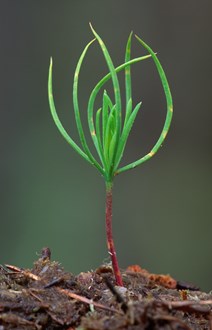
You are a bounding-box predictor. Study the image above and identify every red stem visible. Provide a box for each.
[105,183,123,286]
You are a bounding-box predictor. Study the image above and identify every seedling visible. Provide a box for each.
[48,24,173,287]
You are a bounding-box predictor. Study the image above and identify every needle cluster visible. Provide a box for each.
[48,25,173,184]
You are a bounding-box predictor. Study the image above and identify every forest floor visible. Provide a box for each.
[0,248,211,330]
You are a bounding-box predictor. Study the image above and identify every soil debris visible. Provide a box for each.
[0,248,211,329]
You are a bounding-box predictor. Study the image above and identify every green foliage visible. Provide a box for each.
[48,24,173,184]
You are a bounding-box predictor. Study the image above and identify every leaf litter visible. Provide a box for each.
[0,248,211,330]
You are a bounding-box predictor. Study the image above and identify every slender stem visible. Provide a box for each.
[105,182,123,286]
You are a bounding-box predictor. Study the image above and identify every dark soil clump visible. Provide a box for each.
[0,248,211,329]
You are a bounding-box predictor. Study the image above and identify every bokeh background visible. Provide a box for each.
[0,1,211,291]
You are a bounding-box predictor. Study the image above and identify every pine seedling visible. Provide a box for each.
[48,25,173,287]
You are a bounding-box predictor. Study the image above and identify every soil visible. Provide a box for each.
[0,248,211,330]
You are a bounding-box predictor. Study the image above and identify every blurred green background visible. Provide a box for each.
[0,1,211,291]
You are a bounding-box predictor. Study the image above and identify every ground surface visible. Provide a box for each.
[0,248,211,330]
